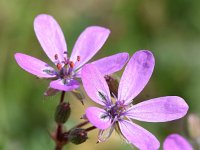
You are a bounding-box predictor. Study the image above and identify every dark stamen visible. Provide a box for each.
[98,91,106,101]
[43,69,55,75]
[54,54,58,60]
[100,114,108,119]
[77,56,80,61]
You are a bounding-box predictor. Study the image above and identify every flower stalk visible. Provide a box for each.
[54,91,66,150]
[53,91,95,149]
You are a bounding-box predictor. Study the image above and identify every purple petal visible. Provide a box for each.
[91,52,129,75]
[126,96,188,122]
[70,26,110,70]
[50,79,79,91]
[86,107,112,130]
[118,50,155,105]
[14,53,56,78]
[34,14,67,63]
[163,134,193,150]
[119,120,160,150]
[81,64,111,106]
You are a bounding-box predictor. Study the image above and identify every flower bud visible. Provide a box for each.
[55,102,71,124]
[68,128,88,144]
[104,75,119,97]
[187,113,200,139]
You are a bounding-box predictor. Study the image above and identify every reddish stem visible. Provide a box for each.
[55,144,63,150]
[74,120,89,128]
[55,91,66,150]
[85,126,96,132]
[60,91,65,103]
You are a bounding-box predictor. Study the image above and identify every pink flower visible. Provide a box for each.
[81,50,189,150]
[163,134,193,150]
[14,14,129,91]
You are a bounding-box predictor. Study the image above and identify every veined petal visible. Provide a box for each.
[86,107,112,130]
[118,120,160,150]
[126,96,188,122]
[50,79,79,91]
[14,53,56,78]
[70,26,110,70]
[91,52,129,76]
[98,126,115,142]
[82,64,111,106]
[118,50,155,105]
[163,134,193,150]
[34,14,67,63]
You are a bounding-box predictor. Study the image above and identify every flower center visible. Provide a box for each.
[43,52,81,84]
[105,101,126,122]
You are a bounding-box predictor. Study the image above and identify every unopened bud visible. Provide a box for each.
[104,75,119,97]
[187,113,200,139]
[68,128,88,144]
[55,102,71,124]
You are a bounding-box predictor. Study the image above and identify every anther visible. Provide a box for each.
[69,61,75,68]
[63,51,68,58]
[54,54,58,60]
[57,63,62,70]
[77,56,80,61]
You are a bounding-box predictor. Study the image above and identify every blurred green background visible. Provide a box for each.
[0,0,200,149]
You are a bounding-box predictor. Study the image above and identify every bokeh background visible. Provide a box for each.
[0,0,200,149]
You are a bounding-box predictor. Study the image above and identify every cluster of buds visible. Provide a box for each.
[52,94,91,149]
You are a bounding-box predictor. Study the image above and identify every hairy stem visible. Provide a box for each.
[55,144,63,150]
[85,126,96,132]
[74,120,89,128]
[66,120,89,134]
[55,91,66,150]
[60,91,65,103]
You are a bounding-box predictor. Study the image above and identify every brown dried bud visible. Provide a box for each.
[55,102,71,124]
[68,128,88,145]
[104,75,119,97]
